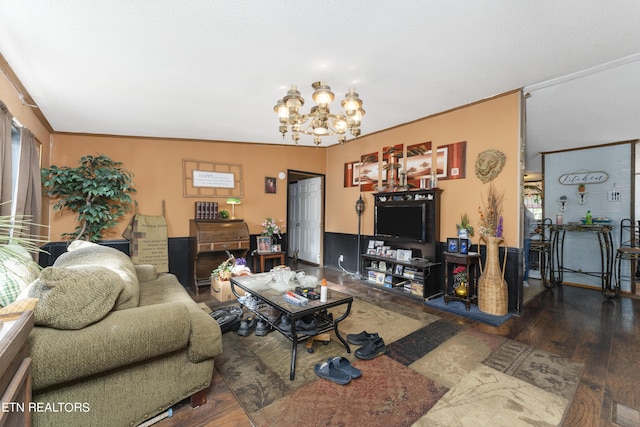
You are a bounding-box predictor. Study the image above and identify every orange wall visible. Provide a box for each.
[3,63,523,248]
[326,91,523,247]
[46,135,326,239]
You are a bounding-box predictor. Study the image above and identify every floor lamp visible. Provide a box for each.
[354,195,365,280]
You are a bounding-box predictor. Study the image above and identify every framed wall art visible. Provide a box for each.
[265,177,277,193]
[357,151,379,192]
[437,141,467,181]
[405,142,432,189]
[344,160,360,187]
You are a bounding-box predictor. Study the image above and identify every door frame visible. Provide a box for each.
[286,169,325,266]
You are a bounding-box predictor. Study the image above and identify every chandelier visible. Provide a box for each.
[274,81,365,145]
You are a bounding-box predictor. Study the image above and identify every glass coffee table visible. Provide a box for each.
[230,273,353,380]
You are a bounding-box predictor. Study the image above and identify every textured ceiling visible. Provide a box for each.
[1,0,639,157]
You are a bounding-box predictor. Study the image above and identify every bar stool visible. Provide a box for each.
[529,218,553,288]
[615,218,640,296]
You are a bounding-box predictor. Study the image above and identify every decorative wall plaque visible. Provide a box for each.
[475,149,506,183]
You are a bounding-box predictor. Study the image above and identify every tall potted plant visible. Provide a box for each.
[41,154,136,242]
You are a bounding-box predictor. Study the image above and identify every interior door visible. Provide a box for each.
[296,176,323,265]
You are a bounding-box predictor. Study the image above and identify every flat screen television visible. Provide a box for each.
[375,203,429,243]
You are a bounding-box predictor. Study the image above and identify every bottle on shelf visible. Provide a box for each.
[585,210,593,225]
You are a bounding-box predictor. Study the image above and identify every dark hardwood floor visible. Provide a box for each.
[159,267,640,427]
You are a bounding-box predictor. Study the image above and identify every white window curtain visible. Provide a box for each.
[0,101,12,217]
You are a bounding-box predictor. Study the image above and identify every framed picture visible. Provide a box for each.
[459,238,470,255]
[265,177,277,193]
[396,249,412,262]
[394,264,404,275]
[257,236,272,253]
[446,237,459,253]
[344,160,360,187]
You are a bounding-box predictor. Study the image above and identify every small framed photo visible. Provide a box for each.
[459,238,470,255]
[265,177,277,194]
[397,249,412,262]
[394,264,404,275]
[446,237,459,253]
[257,236,272,253]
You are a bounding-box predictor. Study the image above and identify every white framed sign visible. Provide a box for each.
[558,170,608,185]
[192,170,235,188]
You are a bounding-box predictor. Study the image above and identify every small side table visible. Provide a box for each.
[253,251,286,273]
[443,252,481,310]
[0,310,34,427]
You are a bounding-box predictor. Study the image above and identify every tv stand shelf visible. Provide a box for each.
[361,253,441,300]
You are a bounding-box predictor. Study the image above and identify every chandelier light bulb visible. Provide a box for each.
[311,81,335,105]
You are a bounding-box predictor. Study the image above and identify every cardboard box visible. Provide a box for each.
[211,277,245,302]
[410,282,424,296]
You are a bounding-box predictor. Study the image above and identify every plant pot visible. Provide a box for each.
[457,229,469,240]
[477,235,508,316]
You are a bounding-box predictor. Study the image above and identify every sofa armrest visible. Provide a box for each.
[187,305,223,362]
[29,302,191,390]
[135,264,159,282]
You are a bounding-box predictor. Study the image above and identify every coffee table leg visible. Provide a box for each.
[290,321,298,380]
[332,301,353,353]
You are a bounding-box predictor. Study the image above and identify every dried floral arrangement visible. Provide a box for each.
[478,183,504,237]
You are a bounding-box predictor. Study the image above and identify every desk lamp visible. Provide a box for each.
[226,198,241,219]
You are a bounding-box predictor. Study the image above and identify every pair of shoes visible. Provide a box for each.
[313,358,352,385]
[327,356,361,379]
[255,319,270,336]
[523,281,530,287]
[346,330,379,346]
[210,305,243,333]
[237,316,256,336]
[242,295,261,310]
[355,337,386,360]
[279,315,318,335]
[259,306,281,323]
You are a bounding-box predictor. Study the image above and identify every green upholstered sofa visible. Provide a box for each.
[24,241,222,427]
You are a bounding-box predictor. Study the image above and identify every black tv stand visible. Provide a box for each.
[360,189,443,300]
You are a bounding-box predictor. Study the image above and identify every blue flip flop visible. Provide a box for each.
[314,360,352,385]
[328,356,362,379]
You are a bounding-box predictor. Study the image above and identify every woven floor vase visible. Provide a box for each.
[477,235,508,316]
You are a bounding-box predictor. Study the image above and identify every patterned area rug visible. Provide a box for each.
[215,295,584,426]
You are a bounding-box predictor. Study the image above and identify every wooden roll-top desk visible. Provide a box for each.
[189,219,250,295]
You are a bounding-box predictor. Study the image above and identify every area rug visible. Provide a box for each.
[424,295,513,326]
[215,295,584,426]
